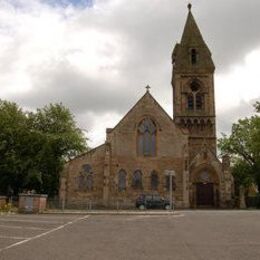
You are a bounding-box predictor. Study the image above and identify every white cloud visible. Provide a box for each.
[216,49,260,113]
[0,0,260,147]
[85,112,122,147]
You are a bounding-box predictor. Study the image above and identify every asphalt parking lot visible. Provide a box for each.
[0,210,260,260]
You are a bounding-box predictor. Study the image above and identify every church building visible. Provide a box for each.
[59,5,233,208]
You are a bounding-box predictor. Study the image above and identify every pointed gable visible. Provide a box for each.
[110,90,177,133]
[106,90,188,158]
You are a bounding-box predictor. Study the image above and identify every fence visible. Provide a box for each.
[47,198,136,211]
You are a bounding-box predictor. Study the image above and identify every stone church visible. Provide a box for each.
[59,5,233,208]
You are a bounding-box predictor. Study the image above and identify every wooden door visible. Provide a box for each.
[196,183,214,207]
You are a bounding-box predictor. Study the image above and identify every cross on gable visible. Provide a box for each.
[145,85,151,92]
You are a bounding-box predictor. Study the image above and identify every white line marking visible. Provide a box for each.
[0,219,63,224]
[0,215,78,221]
[0,235,29,240]
[0,224,48,231]
[125,214,185,221]
[0,215,89,253]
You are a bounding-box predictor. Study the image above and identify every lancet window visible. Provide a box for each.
[132,170,143,190]
[118,169,127,192]
[137,118,156,156]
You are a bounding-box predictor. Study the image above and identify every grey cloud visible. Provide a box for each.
[10,60,138,114]
[78,0,260,72]
[216,97,259,136]
[3,0,260,145]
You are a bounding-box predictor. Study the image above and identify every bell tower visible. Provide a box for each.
[172,4,216,158]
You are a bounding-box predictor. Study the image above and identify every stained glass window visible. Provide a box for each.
[118,169,127,192]
[86,175,93,191]
[137,118,156,156]
[76,164,93,191]
[196,94,204,110]
[132,170,143,189]
[187,94,194,110]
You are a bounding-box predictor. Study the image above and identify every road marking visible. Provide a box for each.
[0,215,90,253]
[0,235,29,240]
[0,219,64,224]
[125,214,185,221]
[0,224,48,231]
[0,215,79,220]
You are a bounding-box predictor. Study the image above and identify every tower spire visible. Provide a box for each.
[171,5,215,74]
[181,5,204,46]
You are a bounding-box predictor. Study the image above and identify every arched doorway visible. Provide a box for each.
[196,182,214,206]
[190,167,220,208]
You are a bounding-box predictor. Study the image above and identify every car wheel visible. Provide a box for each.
[165,205,171,210]
[139,205,145,210]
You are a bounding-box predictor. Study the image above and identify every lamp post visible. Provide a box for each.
[164,170,176,211]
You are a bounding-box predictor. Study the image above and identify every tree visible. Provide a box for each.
[29,103,87,196]
[0,100,31,195]
[218,102,260,193]
[0,100,87,197]
[254,101,260,112]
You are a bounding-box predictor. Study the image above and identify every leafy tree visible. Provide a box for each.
[0,101,87,197]
[218,102,260,192]
[29,103,87,196]
[254,101,260,112]
[0,100,31,195]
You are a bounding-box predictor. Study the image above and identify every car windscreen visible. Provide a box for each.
[153,195,161,201]
[145,195,153,201]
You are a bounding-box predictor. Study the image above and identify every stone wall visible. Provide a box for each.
[63,144,106,205]
[105,92,189,207]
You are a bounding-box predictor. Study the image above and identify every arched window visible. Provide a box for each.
[118,169,127,192]
[86,175,93,191]
[78,174,85,191]
[151,171,159,190]
[82,164,92,173]
[196,94,204,110]
[76,164,93,191]
[187,94,194,110]
[187,80,203,111]
[137,118,156,156]
[191,49,198,64]
[132,170,143,190]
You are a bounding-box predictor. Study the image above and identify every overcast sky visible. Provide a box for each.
[0,0,260,147]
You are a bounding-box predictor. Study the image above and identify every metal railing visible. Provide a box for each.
[47,198,136,211]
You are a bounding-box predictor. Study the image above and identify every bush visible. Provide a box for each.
[0,203,12,212]
[246,194,260,208]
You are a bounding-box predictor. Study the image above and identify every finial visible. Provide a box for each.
[188,3,192,11]
[145,85,151,92]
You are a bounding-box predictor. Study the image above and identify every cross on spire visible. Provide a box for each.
[145,85,151,92]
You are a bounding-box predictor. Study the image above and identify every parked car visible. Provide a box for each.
[135,194,171,210]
